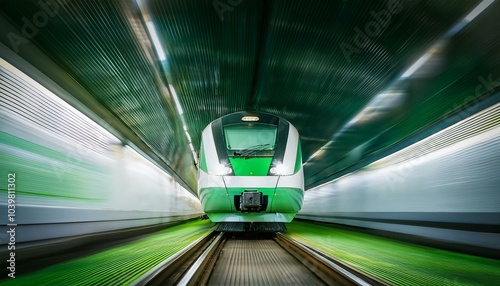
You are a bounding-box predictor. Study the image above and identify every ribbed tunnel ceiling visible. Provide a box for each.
[1,0,499,192]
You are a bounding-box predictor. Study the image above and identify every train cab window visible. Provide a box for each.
[224,124,277,152]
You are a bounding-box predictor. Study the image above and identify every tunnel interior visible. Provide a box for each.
[0,0,499,284]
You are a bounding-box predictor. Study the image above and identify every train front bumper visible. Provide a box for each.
[197,169,304,222]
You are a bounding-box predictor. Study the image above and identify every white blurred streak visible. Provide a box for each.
[145,21,166,61]
[169,84,184,115]
[400,53,433,78]
[1,55,203,243]
[368,103,500,169]
[348,91,405,125]
[305,0,496,162]
[1,58,121,149]
[401,0,495,78]
[464,0,495,22]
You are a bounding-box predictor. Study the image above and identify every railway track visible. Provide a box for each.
[132,231,386,286]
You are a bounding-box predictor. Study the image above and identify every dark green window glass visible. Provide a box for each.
[224,124,277,150]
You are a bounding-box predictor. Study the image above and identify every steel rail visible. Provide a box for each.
[176,232,225,286]
[130,231,215,286]
[275,233,387,286]
[133,231,387,286]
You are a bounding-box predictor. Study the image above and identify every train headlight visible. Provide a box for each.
[270,164,287,175]
[213,164,233,175]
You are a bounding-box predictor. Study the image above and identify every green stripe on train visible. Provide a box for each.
[229,157,272,176]
[294,141,302,173]
[199,142,208,172]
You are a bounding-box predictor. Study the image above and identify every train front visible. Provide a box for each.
[197,112,304,230]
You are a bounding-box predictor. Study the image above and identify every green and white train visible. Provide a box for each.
[197,111,304,230]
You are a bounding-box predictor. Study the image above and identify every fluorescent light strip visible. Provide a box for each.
[305,148,324,163]
[306,0,495,163]
[169,84,184,115]
[305,140,338,163]
[145,21,166,61]
[192,152,199,165]
[464,0,494,22]
[136,0,166,62]
[402,0,494,79]
[185,131,192,143]
[400,53,432,78]
[138,1,200,168]
[169,84,197,165]
[189,143,198,164]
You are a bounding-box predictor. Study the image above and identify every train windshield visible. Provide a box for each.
[224,123,277,151]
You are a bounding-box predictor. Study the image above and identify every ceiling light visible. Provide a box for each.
[185,131,192,143]
[400,53,433,79]
[305,146,326,163]
[464,0,494,22]
[145,21,166,61]
[169,84,184,115]
[402,0,494,79]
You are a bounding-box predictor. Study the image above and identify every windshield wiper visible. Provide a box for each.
[233,144,273,159]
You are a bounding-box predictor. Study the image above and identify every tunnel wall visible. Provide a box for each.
[0,58,203,244]
[298,108,500,252]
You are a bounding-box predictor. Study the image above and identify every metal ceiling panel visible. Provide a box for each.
[147,0,266,150]
[1,0,498,192]
[1,0,198,190]
[303,0,500,188]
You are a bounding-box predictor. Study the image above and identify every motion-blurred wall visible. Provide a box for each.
[299,103,500,252]
[0,58,202,244]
